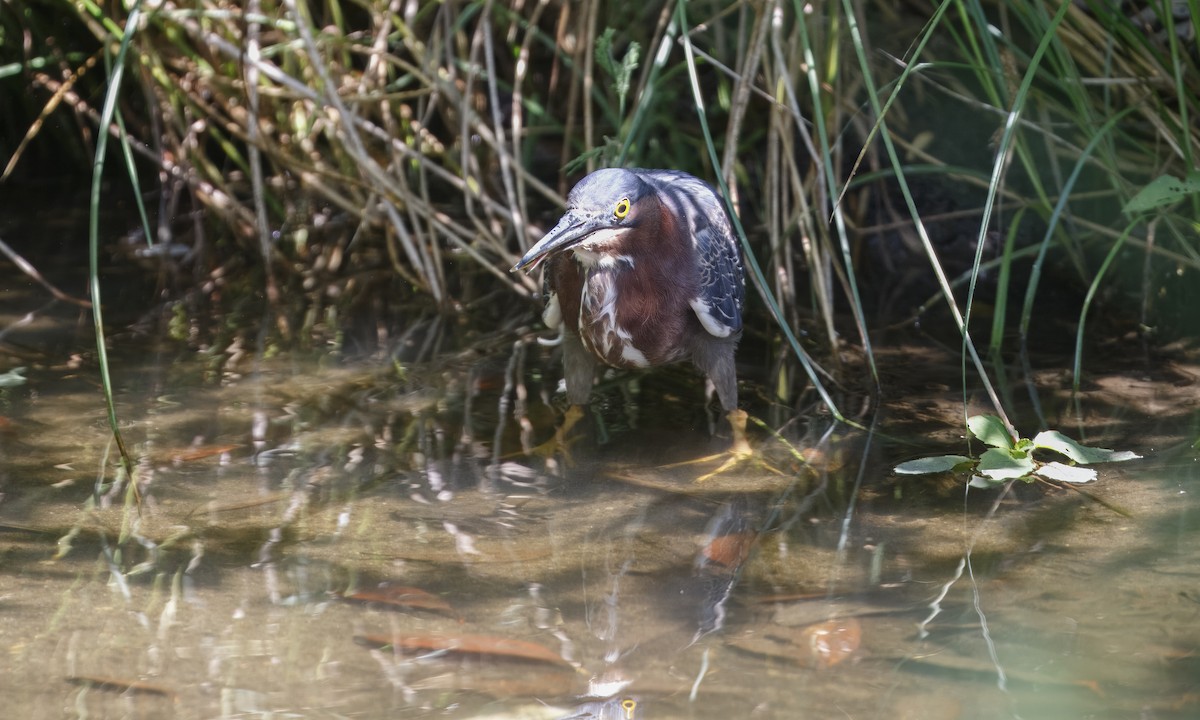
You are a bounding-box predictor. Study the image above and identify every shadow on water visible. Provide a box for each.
[1,274,1199,719]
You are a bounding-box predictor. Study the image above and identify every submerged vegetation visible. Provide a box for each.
[2,0,1199,443]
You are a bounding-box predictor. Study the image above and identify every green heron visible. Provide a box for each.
[514,168,749,461]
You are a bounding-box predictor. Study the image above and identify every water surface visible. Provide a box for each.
[0,291,1197,720]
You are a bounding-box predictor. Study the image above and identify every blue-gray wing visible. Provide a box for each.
[696,220,739,336]
[639,169,744,338]
[693,222,744,337]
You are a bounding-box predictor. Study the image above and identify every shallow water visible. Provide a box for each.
[0,289,1197,719]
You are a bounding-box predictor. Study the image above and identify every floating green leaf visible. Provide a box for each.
[1123,171,1200,214]
[977,447,1035,480]
[1031,431,1142,464]
[0,367,26,387]
[894,455,973,475]
[967,415,1013,449]
[1035,462,1097,484]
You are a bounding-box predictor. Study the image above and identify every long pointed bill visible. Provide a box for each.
[513,210,604,273]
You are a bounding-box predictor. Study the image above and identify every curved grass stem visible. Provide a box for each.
[89,1,141,486]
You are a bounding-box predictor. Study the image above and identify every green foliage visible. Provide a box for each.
[976,447,1035,482]
[893,454,972,474]
[1030,430,1140,465]
[1123,171,1200,215]
[894,415,1141,487]
[872,0,1200,434]
[0,367,27,388]
[595,28,640,120]
[966,415,1013,450]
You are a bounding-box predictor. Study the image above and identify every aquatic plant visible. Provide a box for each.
[894,414,1141,487]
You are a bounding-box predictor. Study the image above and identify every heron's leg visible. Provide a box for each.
[693,337,749,452]
[530,406,590,466]
[727,408,751,457]
[532,332,595,465]
[676,336,778,480]
[563,331,597,406]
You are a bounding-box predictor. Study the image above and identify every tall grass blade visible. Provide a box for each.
[89,2,140,481]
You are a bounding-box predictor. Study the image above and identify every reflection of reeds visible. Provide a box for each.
[4,1,1199,410]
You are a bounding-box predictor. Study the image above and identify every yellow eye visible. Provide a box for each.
[620,698,637,718]
[614,198,630,219]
